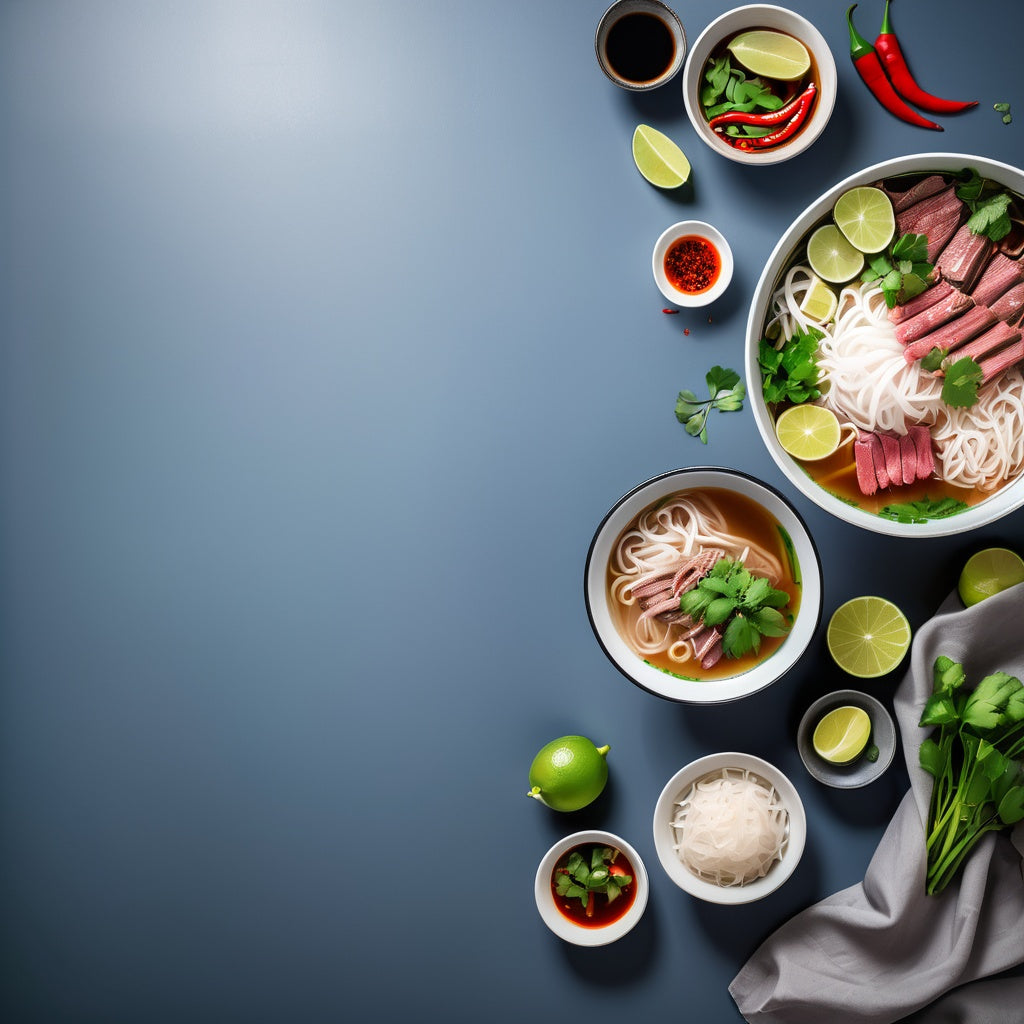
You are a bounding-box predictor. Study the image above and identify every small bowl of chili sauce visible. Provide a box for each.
[534,829,649,945]
[652,220,733,307]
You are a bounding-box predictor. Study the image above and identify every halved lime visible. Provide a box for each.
[833,187,895,254]
[632,125,691,189]
[806,224,865,284]
[827,596,911,678]
[958,547,1024,607]
[726,30,810,81]
[775,403,841,461]
[799,276,838,323]
[812,705,871,764]
[527,735,610,812]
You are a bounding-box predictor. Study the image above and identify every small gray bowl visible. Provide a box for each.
[797,689,897,788]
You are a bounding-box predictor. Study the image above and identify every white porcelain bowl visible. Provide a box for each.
[652,220,734,307]
[682,5,836,166]
[746,152,1024,537]
[535,830,649,945]
[584,467,822,703]
[652,752,806,904]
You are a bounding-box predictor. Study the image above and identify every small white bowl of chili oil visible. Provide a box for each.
[534,830,649,945]
[653,220,733,307]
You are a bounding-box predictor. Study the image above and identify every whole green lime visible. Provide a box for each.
[527,735,609,812]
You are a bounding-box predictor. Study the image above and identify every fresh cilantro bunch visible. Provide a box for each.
[921,349,984,408]
[674,366,746,444]
[701,56,784,138]
[957,168,1014,241]
[877,496,968,524]
[554,846,631,912]
[758,329,822,406]
[861,233,933,309]
[678,558,791,659]
[919,656,1024,894]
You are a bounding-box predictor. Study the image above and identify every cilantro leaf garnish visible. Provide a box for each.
[877,496,969,524]
[674,366,746,443]
[956,168,1014,241]
[678,558,791,659]
[861,232,933,308]
[921,346,948,372]
[758,329,822,406]
[554,846,632,913]
[941,355,984,408]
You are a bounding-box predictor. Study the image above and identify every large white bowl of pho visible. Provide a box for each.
[748,153,1024,537]
[584,467,822,703]
[652,752,806,904]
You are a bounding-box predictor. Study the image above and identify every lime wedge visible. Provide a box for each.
[799,276,838,323]
[726,30,810,81]
[632,125,691,189]
[806,224,865,284]
[833,187,896,254]
[775,403,841,461]
[958,547,1024,607]
[827,596,911,678]
[812,705,871,764]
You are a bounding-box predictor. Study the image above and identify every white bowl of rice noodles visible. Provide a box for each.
[652,752,806,904]
[584,467,822,703]
[748,152,1024,537]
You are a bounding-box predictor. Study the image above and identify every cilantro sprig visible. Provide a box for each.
[758,329,822,406]
[920,349,984,408]
[674,366,745,444]
[957,168,1014,241]
[861,232,933,308]
[877,496,969,524]
[678,558,791,660]
[554,846,631,913]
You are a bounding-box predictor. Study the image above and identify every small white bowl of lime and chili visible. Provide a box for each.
[682,5,837,166]
[653,220,734,307]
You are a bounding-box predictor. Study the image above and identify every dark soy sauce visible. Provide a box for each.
[604,12,675,83]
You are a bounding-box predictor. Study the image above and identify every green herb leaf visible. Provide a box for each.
[967,192,1013,241]
[956,168,985,203]
[919,737,945,778]
[877,495,968,524]
[723,614,760,659]
[675,367,745,443]
[759,330,822,406]
[892,233,930,263]
[994,102,1011,113]
[941,355,984,408]
[921,347,948,372]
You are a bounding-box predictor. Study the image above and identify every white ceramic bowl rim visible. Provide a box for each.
[584,466,823,703]
[651,751,807,904]
[746,152,1024,538]
[682,4,837,166]
[534,829,649,945]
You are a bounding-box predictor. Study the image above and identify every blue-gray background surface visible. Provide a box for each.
[1,1,1022,1021]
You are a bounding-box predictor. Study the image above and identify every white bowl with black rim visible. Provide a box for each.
[584,467,822,703]
[746,152,1024,537]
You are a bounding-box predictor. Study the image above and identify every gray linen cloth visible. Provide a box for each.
[730,583,1024,1024]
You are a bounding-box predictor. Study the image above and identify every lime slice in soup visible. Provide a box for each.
[632,125,691,189]
[827,596,911,678]
[775,404,841,461]
[812,705,871,764]
[798,276,838,323]
[958,547,1024,607]
[807,224,865,284]
[726,30,810,81]
[833,187,896,254]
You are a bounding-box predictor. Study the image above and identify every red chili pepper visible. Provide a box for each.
[708,83,817,130]
[846,5,941,131]
[874,0,977,114]
[717,84,817,150]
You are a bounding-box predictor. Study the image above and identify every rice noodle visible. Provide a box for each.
[769,265,1024,492]
[608,491,784,665]
[672,767,788,886]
